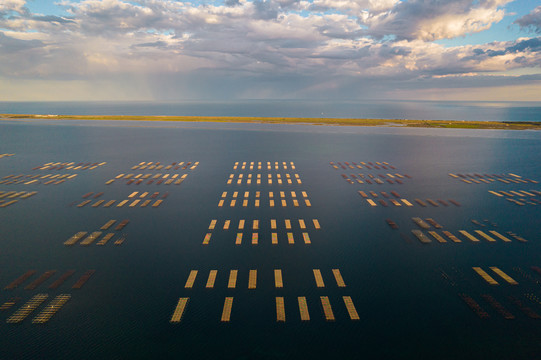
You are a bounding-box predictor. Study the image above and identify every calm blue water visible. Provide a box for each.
[0,119,540,359]
[1,100,541,122]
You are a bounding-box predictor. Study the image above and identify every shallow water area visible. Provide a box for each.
[0,119,540,360]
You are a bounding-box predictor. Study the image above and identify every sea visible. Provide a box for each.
[0,100,540,122]
[0,104,540,359]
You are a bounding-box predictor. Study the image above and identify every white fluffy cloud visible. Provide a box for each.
[362,0,510,41]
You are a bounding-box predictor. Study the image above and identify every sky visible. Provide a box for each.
[0,0,540,101]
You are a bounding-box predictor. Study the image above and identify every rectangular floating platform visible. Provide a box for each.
[97,233,115,245]
[474,230,497,242]
[103,200,116,207]
[64,232,87,246]
[0,297,21,311]
[25,270,57,290]
[92,200,105,207]
[302,233,311,244]
[448,199,461,207]
[223,220,230,230]
[276,297,286,322]
[72,270,95,289]
[332,269,346,287]
[412,217,431,230]
[206,270,218,288]
[129,199,140,207]
[235,233,243,245]
[426,199,439,207]
[248,270,257,289]
[238,220,245,229]
[32,294,71,324]
[48,270,76,289]
[202,233,212,245]
[185,270,198,288]
[412,230,431,244]
[305,199,311,207]
[274,269,283,288]
[401,199,413,206]
[390,199,401,207]
[0,200,17,208]
[428,231,447,243]
[459,230,480,242]
[209,220,217,230]
[425,218,442,229]
[116,200,128,208]
[320,296,335,321]
[228,270,238,288]
[473,267,499,285]
[343,296,360,320]
[489,231,512,242]
[80,232,102,246]
[115,219,130,231]
[367,199,377,206]
[152,200,163,207]
[287,233,294,244]
[77,200,91,207]
[5,270,36,290]
[313,219,321,229]
[313,269,325,288]
[170,297,189,323]
[252,233,258,245]
[285,219,291,229]
[414,199,427,207]
[490,267,518,285]
[442,231,461,243]
[221,297,233,322]
[271,219,277,229]
[272,233,278,244]
[7,294,48,324]
[298,297,310,321]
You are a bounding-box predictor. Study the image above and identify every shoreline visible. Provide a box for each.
[1,114,541,130]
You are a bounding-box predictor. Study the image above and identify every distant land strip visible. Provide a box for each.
[1,114,540,130]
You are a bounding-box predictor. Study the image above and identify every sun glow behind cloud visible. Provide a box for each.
[0,0,540,101]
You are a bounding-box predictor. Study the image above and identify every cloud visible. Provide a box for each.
[0,0,28,15]
[363,0,510,41]
[0,0,539,101]
[31,15,75,24]
[0,31,44,52]
[514,6,541,34]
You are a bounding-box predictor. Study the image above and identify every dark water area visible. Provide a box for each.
[1,99,541,122]
[0,120,540,359]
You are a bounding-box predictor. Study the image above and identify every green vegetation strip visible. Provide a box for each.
[1,114,540,130]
